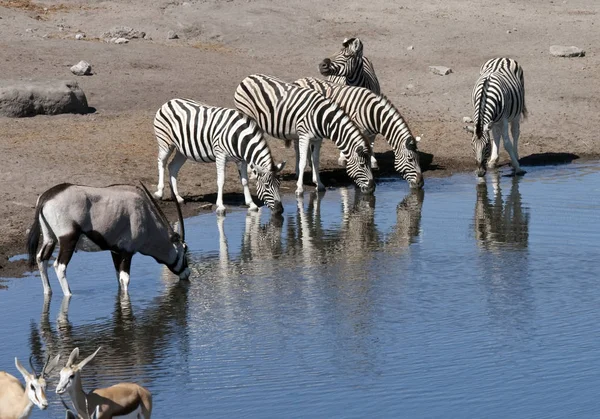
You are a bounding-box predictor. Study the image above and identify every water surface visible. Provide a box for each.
[1,162,599,418]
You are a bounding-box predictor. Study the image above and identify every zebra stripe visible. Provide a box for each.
[295,77,423,189]
[234,74,375,196]
[319,38,381,95]
[154,98,284,215]
[471,57,527,177]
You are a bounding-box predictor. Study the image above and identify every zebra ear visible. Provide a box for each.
[275,161,286,173]
[349,38,363,54]
[483,122,492,132]
[356,145,367,158]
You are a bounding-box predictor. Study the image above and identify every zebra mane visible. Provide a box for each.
[475,77,489,139]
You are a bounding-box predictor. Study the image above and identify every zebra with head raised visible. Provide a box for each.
[295,77,423,189]
[319,37,381,95]
[153,98,285,216]
[471,57,527,177]
[234,74,375,196]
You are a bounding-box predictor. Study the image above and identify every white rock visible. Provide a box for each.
[167,30,179,39]
[429,66,453,76]
[462,116,473,123]
[549,45,585,57]
[114,37,129,44]
[406,84,414,89]
[70,60,92,76]
[75,33,85,40]
[407,45,414,50]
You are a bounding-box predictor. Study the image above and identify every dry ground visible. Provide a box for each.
[0,0,598,276]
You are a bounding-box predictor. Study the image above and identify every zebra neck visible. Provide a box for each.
[347,59,365,85]
[377,99,412,152]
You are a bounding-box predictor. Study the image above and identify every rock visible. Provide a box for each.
[167,30,179,39]
[75,33,85,40]
[101,26,145,40]
[113,37,129,44]
[462,116,473,123]
[549,45,585,57]
[407,45,414,50]
[406,84,414,89]
[429,65,453,76]
[70,60,92,76]
[0,80,89,117]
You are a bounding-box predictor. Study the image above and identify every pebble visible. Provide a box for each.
[462,116,473,123]
[75,33,85,40]
[167,30,179,39]
[113,37,129,44]
[429,65,453,76]
[549,45,585,57]
[407,45,414,50]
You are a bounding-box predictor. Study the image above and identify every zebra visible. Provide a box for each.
[234,74,375,196]
[319,37,381,95]
[295,77,424,189]
[153,98,285,216]
[471,57,527,177]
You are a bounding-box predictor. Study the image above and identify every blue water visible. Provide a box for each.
[1,162,599,418]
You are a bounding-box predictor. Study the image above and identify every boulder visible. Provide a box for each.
[549,45,585,57]
[70,60,92,76]
[102,26,145,40]
[0,80,89,117]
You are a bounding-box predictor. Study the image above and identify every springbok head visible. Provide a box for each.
[56,347,101,395]
[140,182,190,280]
[15,354,61,411]
[251,161,286,214]
[319,38,364,78]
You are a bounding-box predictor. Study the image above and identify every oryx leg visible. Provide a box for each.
[367,133,378,170]
[237,161,259,212]
[111,252,133,292]
[502,119,525,175]
[295,136,311,196]
[309,140,326,192]
[154,145,175,199]
[167,151,188,204]
[215,155,228,216]
[37,217,56,295]
[488,124,501,169]
[54,234,79,296]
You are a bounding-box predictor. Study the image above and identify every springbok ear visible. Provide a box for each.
[15,358,32,381]
[77,347,101,370]
[43,354,61,377]
[275,161,286,173]
[66,348,79,368]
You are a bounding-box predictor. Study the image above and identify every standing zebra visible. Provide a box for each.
[153,98,285,216]
[319,38,381,95]
[471,57,527,177]
[295,77,423,189]
[234,74,375,196]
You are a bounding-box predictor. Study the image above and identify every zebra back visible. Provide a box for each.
[319,38,381,95]
[154,98,276,171]
[480,57,527,117]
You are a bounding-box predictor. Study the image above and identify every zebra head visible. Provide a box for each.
[345,144,376,195]
[472,122,492,177]
[396,136,424,189]
[319,38,363,78]
[251,161,286,214]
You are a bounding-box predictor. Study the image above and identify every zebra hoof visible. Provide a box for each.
[153,190,163,200]
[295,189,304,197]
[514,169,527,176]
[216,206,227,217]
[247,204,259,212]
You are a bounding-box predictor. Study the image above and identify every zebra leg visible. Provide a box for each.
[215,156,228,216]
[111,252,133,292]
[368,133,378,170]
[502,120,525,175]
[294,140,301,179]
[488,130,501,169]
[295,137,311,196]
[155,145,174,199]
[167,151,188,204]
[511,119,521,161]
[310,140,326,191]
[54,233,79,296]
[237,161,259,211]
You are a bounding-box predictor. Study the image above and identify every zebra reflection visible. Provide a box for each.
[474,172,529,249]
[384,189,424,253]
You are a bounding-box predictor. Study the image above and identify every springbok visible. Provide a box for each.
[56,347,152,419]
[26,182,190,296]
[0,355,60,419]
[62,398,100,419]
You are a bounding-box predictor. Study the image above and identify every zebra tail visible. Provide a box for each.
[27,202,42,268]
[522,102,528,119]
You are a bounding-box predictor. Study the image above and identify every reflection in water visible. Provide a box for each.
[474,173,529,249]
[384,189,424,253]
[28,283,190,390]
[473,173,532,334]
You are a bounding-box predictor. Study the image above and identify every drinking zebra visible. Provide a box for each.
[471,57,527,177]
[295,77,424,189]
[319,38,381,95]
[234,74,375,196]
[153,98,285,215]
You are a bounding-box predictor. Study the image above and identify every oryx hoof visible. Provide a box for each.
[216,206,227,217]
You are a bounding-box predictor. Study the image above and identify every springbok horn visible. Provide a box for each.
[29,355,39,378]
[170,182,185,242]
[77,347,101,370]
[139,182,175,235]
